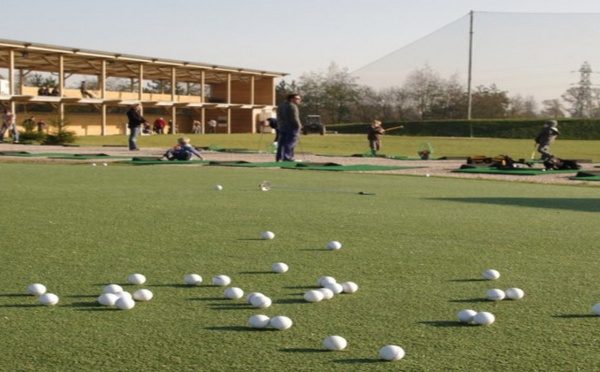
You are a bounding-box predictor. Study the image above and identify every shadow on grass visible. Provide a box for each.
[77,307,119,312]
[0,293,30,298]
[448,279,488,282]
[190,297,228,302]
[149,284,200,288]
[66,294,97,299]
[66,301,100,308]
[430,197,600,213]
[279,348,329,354]
[238,238,267,241]
[300,248,327,252]
[238,271,273,275]
[283,285,318,289]
[552,314,597,319]
[274,298,307,305]
[333,358,381,365]
[205,326,273,332]
[209,304,253,311]
[0,304,38,308]
[448,298,488,303]
[419,320,464,327]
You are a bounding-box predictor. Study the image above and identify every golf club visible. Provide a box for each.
[385,125,405,132]
[259,181,375,195]
[530,144,537,160]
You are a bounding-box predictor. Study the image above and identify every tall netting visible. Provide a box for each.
[352,11,600,104]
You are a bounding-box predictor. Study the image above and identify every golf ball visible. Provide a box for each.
[250,294,272,309]
[27,283,47,296]
[317,288,335,300]
[103,284,123,294]
[379,345,405,361]
[324,282,344,295]
[127,273,146,285]
[473,311,495,326]
[270,316,293,330]
[425,173,430,177]
[102,162,108,166]
[505,288,525,300]
[591,303,600,315]
[248,314,270,329]
[116,296,135,310]
[457,309,477,324]
[486,289,506,301]
[212,275,231,286]
[184,274,203,286]
[323,335,347,351]
[246,292,264,304]
[482,269,501,280]
[341,281,359,294]
[225,287,244,300]
[261,231,275,240]
[92,163,97,166]
[98,293,119,306]
[39,293,59,306]
[318,276,337,287]
[304,290,324,303]
[271,262,289,273]
[214,185,223,190]
[327,241,342,250]
[133,289,153,301]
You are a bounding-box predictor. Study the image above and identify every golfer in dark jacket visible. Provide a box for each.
[535,120,559,160]
[275,94,303,161]
[126,103,148,151]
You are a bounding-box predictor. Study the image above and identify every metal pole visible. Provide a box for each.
[467,10,474,135]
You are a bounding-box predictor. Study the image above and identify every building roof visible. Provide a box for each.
[0,38,288,83]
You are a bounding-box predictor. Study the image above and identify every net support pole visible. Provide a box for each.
[467,10,474,133]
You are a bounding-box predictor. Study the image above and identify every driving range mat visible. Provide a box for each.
[452,166,578,175]
[285,163,421,171]
[569,170,600,181]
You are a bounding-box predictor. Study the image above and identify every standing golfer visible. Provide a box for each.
[126,103,149,151]
[534,120,559,160]
[276,93,303,162]
[367,120,386,155]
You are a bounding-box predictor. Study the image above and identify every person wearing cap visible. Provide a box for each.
[534,120,559,161]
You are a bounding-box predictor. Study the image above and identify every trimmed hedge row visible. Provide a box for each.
[328,119,600,140]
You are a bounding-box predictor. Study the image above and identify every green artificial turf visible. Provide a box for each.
[1,163,600,371]
[452,167,578,176]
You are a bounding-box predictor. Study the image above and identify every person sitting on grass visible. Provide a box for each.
[161,137,204,161]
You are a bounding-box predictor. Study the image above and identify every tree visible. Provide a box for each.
[25,73,57,88]
[470,84,509,119]
[507,95,539,118]
[298,63,361,124]
[540,99,565,118]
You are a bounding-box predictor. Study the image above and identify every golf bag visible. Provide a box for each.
[543,156,580,171]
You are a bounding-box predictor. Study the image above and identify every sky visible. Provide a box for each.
[3,0,600,101]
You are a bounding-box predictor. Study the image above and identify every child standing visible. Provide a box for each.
[161,137,204,161]
[367,120,385,155]
[535,120,559,161]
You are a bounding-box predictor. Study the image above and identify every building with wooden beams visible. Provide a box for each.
[0,38,286,135]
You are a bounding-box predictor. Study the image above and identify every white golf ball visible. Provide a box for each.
[250,294,272,309]
[184,274,203,286]
[116,291,133,300]
[225,287,244,300]
[27,283,47,296]
[92,163,97,166]
[457,309,478,324]
[482,269,500,280]
[246,292,264,304]
[323,335,347,351]
[327,241,342,250]
[425,173,430,177]
[132,289,153,301]
[271,262,289,273]
[214,185,223,191]
[103,284,123,294]
[591,303,600,315]
[304,290,324,303]
[212,275,231,286]
[39,293,59,306]
[261,231,275,240]
[473,311,495,326]
[248,314,270,329]
[116,296,135,310]
[127,273,146,285]
[317,288,335,300]
[324,282,344,295]
[486,289,506,301]
[379,345,405,361]
[318,276,337,287]
[270,316,293,330]
[505,288,525,300]
[102,162,108,166]
[98,293,119,306]
[341,281,359,294]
